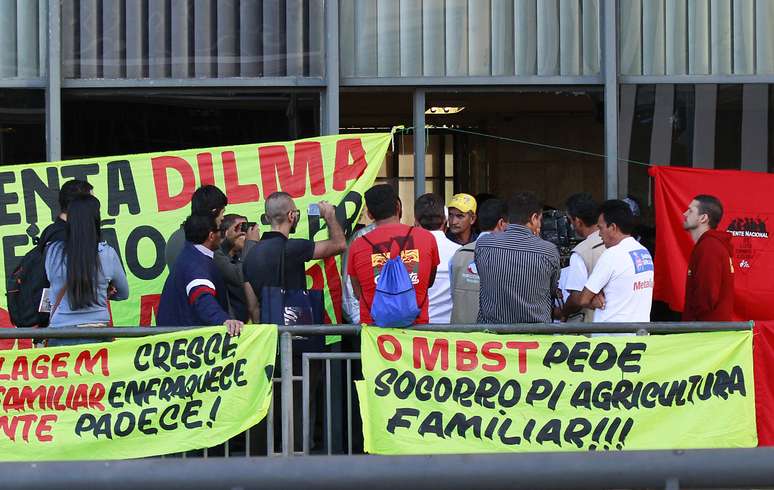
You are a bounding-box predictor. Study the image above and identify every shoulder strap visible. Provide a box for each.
[50,288,66,318]
[396,226,414,253]
[277,239,287,289]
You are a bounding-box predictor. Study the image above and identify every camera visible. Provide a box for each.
[239,221,256,233]
[540,210,581,267]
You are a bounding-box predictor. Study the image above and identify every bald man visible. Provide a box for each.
[242,191,346,324]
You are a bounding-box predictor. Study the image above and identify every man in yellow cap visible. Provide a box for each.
[446,193,479,245]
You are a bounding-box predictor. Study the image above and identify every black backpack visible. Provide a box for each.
[6,238,51,328]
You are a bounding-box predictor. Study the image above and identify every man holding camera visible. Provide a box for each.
[214,214,261,322]
[242,191,346,323]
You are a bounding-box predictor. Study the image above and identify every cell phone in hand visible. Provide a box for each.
[307,203,320,216]
[239,221,256,233]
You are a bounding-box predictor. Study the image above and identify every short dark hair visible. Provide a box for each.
[478,198,507,231]
[184,214,218,244]
[414,193,446,231]
[565,193,599,227]
[364,184,399,221]
[59,179,93,213]
[507,191,542,225]
[693,194,723,229]
[220,213,246,236]
[191,185,227,217]
[598,199,635,235]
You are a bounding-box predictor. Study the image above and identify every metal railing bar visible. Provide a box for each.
[302,355,311,455]
[303,353,361,360]
[326,358,332,456]
[0,322,754,339]
[280,332,294,457]
[8,448,774,489]
[346,359,352,456]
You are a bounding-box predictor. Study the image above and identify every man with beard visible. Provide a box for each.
[242,191,346,323]
[214,214,261,322]
[681,195,735,321]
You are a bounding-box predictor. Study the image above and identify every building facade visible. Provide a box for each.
[1,0,773,223]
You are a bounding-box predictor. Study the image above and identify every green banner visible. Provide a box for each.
[0,325,276,461]
[0,133,393,327]
[357,327,757,454]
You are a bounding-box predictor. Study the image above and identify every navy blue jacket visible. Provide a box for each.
[157,242,229,326]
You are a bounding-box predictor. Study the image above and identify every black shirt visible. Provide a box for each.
[243,232,315,304]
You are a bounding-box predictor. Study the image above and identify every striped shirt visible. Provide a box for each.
[475,224,560,323]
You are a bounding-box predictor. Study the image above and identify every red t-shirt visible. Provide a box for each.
[347,224,440,325]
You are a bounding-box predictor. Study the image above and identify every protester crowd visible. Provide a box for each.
[21,178,735,347]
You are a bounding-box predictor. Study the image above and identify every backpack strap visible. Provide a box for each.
[50,288,66,319]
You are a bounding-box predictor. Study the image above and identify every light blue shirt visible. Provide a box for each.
[45,241,129,328]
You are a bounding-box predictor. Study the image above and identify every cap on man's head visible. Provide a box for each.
[448,193,477,214]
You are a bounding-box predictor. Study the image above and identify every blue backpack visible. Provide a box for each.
[361,227,421,327]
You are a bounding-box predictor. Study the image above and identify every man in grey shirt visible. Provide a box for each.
[476,191,560,324]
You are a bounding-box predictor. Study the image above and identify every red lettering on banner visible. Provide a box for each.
[259,142,326,198]
[196,152,216,186]
[223,151,260,204]
[377,335,402,361]
[0,416,18,441]
[0,353,70,380]
[481,341,507,372]
[0,414,57,442]
[51,352,69,378]
[505,341,539,374]
[11,357,29,381]
[456,340,478,371]
[323,257,343,323]
[151,156,196,212]
[35,414,56,442]
[412,337,449,371]
[75,348,110,377]
[333,139,367,191]
[139,294,161,326]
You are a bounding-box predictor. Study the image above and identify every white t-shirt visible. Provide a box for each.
[563,252,589,294]
[584,237,654,322]
[427,230,462,323]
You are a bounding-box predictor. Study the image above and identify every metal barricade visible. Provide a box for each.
[0,322,754,459]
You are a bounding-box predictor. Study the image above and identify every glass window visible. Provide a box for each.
[61,90,320,158]
[0,90,45,165]
[61,1,324,79]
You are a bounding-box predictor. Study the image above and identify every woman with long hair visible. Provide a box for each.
[45,194,129,346]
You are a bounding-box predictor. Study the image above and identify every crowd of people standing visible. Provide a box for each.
[30,179,735,347]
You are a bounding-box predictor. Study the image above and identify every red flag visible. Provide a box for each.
[754,321,774,445]
[650,166,774,320]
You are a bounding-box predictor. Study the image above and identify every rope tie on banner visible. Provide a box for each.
[392,125,653,167]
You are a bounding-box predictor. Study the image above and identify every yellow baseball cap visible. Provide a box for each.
[448,193,477,214]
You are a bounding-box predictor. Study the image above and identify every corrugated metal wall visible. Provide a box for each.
[0,0,47,78]
[340,0,602,78]
[620,0,774,75]
[60,0,325,79]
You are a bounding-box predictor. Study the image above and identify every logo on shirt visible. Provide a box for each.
[628,249,654,273]
[726,217,769,239]
[466,261,478,275]
[371,250,420,285]
[633,279,654,291]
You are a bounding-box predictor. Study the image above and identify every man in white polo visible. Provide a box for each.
[577,199,654,322]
